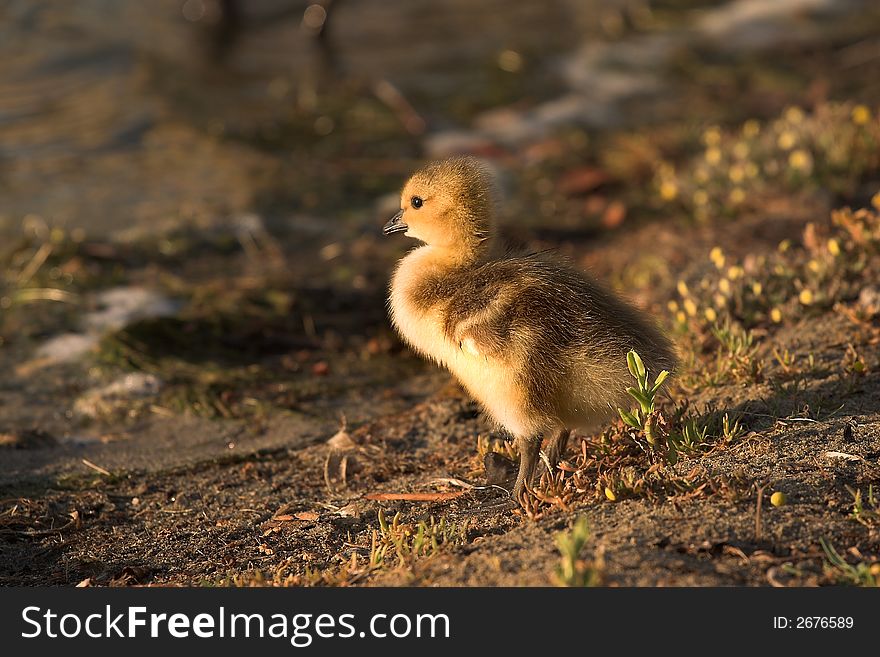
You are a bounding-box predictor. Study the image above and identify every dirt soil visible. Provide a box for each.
[2,1,880,587]
[3,205,880,587]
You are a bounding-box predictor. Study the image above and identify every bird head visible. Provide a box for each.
[384,156,499,254]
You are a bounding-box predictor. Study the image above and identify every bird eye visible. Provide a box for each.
[411,196,423,209]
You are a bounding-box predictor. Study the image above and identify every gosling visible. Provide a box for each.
[384,156,676,501]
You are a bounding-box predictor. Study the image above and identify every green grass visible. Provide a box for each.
[617,349,747,465]
[554,516,600,587]
[820,538,879,587]
[370,510,468,569]
[848,485,879,528]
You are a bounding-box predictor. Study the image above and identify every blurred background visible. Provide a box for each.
[1,0,879,478]
[4,0,880,588]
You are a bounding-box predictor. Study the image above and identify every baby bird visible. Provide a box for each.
[384,156,676,502]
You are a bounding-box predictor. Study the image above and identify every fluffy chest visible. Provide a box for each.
[387,247,535,436]
[388,247,460,366]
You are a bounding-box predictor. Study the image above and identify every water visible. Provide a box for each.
[1,0,873,240]
[0,0,590,238]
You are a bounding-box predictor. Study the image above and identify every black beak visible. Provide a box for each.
[383,210,407,236]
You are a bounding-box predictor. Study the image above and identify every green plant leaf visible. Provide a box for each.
[651,370,669,392]
[633,351,646,379]
[665,439,679,465]
[625,386,648,405]
[618,408,641,428]
[626,350,640,378]
[625,387,652,414]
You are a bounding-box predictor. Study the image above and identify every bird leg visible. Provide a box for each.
[512,434,542,502]
[543,428,571,474]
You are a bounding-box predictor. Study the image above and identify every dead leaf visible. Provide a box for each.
[802,222,820,253]
[327,426,355,451]
[558,167,610,196]
[825,451,861,462]
[365,491,467,502]
[602,200,627,228]
[325,420,359,491]
[334,502,364,517]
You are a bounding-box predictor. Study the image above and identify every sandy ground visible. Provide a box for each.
[2,1,880,587]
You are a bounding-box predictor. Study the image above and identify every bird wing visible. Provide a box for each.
[443,261,529,359]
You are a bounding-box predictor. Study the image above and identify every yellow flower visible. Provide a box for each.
[693,189,709,206]
[705,147,722,165]
[676,311,687,324]
[732,142,749,160]
[667,300,679,313]
[788,149,813,172]
[784,106,805,124]
[718,278,731,295]
[659,180,678,201]
[497,49,523,73]
[751,282,763,296]
[702,126,722,146]
[827,239,840,256]
[704,307,718,322]
[729,188,746,205]
[852,105,871,126]
[604,487,617,501]
[777,131,797,150]
[727,266,744,280]
[677,280,690,297]
[695,167,710,183]
[656,162,675,177]
[714,293,727,309]
[778,239,791,253]
[808,259,821,273]
[742,120,760,138]
[744,162,759,178]
[683,298,697,317]
[799,289,814,305]
[710,246,725,269]
[770,308,783,323]
[872,190,880,211]
[729,164,745,183]
[770,491,788,507]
